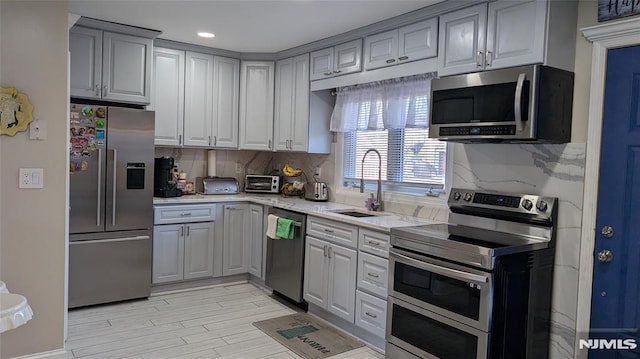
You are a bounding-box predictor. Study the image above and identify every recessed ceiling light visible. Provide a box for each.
[197,32,215,38]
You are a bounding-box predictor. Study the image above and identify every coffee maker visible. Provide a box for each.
[154,157,182,198]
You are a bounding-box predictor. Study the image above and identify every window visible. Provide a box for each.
[343,128,447,191]
[335,74,447,193]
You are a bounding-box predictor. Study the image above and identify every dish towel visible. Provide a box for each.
[276,218,295,240]
[266,214,279,239]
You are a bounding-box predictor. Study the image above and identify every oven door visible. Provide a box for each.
[388,247,492,331]
[387,296,488,359]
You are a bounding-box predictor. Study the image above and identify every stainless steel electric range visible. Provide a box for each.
[386,188,558,359]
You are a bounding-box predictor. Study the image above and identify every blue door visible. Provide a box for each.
[590,45,640,358]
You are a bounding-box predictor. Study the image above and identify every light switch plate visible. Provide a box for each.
[19,168,44,189]
[29,119,46,140]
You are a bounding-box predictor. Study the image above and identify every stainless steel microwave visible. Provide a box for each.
[429,65,574,143]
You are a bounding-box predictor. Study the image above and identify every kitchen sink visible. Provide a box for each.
[330,209,387,218]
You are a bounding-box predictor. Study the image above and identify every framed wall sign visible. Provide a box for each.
[0,87,34,136]
[599,0,640,22]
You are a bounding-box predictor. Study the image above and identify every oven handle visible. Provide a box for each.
[390,251,488,284]
[514,73,526,132]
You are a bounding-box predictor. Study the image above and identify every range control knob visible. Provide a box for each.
[536,200,548,212]
[453,192,461,200]
[463,193,473,202]
[522,199,533,211]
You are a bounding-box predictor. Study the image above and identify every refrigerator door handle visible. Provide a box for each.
[111,149,117,226]
[97,149,103,227]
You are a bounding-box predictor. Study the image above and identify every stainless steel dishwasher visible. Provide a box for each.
[265,207,307,308]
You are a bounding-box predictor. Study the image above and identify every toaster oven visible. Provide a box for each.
[245,175,280,193]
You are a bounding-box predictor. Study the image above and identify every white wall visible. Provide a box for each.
[0,1,68,357]
[571,0,598,142]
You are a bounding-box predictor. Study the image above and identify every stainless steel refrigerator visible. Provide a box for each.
[68,103,154,308]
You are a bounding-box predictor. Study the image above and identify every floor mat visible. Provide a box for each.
[253,313,364,359]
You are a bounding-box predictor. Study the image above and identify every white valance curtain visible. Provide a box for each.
[329,73,436,132]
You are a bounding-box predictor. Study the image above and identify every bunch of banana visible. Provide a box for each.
[282,163,303,177]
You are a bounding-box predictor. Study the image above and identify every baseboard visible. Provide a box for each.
[150,274,249,295]
[10,349,69,359]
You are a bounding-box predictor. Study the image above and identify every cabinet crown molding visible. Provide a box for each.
[75,16,162,39]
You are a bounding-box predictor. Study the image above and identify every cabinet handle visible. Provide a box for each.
[324,245,328,257]
[324,71,333,76]
[333,69,341,74]
[179,134,182,145]
[386,59,396,64]
[268,139,272,149]
[476,51,484,67]
[324,228,334,233]
[367,240,380,246]
[367,272,380,278]
[180,226,184,237]
[485,51,492,67]
[214,136,217,146]
[95,84,100,97]
[208,136,212,146]
[328,247,333,259]
[186,225,190,236]
[102,85,107,97]
[365,312,377,319]
[398,56,409,61]
[180,212,192,216]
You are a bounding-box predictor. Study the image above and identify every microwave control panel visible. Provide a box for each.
[439,125,516,136]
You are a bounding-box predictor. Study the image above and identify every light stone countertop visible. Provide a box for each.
[154,194,441,232]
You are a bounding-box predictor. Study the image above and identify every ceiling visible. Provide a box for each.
[68,0,441,53]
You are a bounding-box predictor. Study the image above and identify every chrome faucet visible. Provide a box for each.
[360,148,383,211]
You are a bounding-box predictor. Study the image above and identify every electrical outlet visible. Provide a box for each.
[235,162,242,174]
[315,167,322,178]
[19,168,44,189]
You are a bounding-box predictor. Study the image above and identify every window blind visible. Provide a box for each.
[341,74,446,191]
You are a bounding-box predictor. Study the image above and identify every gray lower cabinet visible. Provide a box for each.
[355,229,390,339]
[248,204,264,278]
[304,235,357,322]
[223,203,249,276]
[152,221,214,283]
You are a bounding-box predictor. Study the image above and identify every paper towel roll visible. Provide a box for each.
[207,150,217,177]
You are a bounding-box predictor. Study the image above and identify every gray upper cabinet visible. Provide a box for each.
[437,4,487,77]
[364,18,438,70]
[274,54,310,152]
[310,39,362,81]
[70,27,103,100]
[150,47,184,146]
[184,51,214,147]
[238,61,275,151]
[151,49,239,148]
[438,0,577,76]
[212,57,240,148]
[70,26,152,104]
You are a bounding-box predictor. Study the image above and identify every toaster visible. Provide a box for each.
[305,182,328,202]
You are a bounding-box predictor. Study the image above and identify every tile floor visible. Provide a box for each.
[64,282,385,359]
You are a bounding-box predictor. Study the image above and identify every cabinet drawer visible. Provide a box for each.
[355,290,387,338]
[307,216,358,249]
[358,229,390,258]
[154,204,216,224]
[357,252,388,298]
